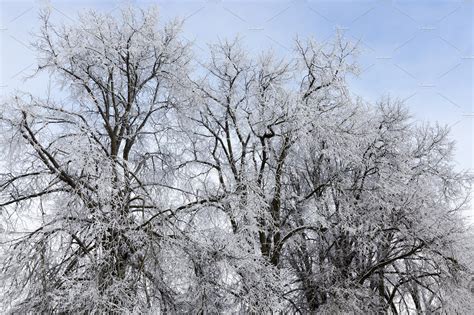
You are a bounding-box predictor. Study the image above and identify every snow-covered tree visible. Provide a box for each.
[1,6,472,314]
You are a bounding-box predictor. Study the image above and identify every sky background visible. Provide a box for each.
[1,0,473,213]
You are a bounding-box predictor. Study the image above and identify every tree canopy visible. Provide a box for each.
[1,7,473,314]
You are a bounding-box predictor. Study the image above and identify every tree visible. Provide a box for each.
[1,7,191,313]
[280,101,474,313]
[1,6,472,314]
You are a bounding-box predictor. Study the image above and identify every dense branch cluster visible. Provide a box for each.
[1,7,473,314]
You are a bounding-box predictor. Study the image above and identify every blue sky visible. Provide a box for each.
[1,0,472,172]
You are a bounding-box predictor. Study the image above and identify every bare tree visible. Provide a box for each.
[1,7,193,313]
[1,6,472,314]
